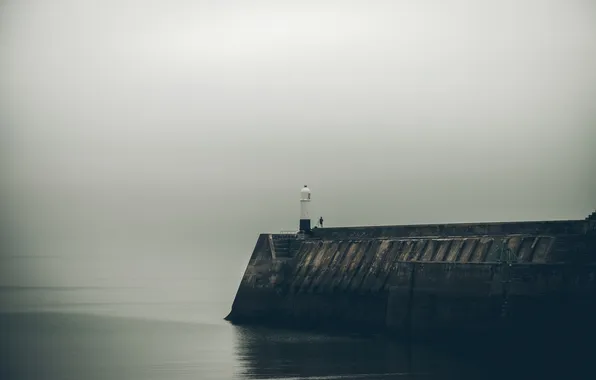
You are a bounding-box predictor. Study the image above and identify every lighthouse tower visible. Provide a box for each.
[300,185,311,233]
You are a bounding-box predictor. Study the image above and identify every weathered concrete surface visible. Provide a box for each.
[226,216,596,341]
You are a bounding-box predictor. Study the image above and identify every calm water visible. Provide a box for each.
[0,285,483,380]
[1,311,475,380]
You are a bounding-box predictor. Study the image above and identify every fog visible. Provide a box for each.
[0,0,595,315]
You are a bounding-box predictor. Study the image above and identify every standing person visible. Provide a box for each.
[319,216,324,228]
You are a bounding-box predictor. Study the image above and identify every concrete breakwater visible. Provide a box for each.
[226,216,596,341]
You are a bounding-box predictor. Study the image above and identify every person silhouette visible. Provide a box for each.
[319,216,324,228]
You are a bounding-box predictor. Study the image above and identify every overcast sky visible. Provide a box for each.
[0,1,595,296]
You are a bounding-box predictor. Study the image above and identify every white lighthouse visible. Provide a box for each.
[300,185,311,232]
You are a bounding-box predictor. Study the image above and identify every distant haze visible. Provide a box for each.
[0,1,595,310]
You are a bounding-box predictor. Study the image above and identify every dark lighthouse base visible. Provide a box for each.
[299,219,310,233]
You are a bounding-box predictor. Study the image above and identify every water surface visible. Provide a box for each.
[1,310,483,380]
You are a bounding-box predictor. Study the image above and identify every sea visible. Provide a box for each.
[0,241,588,380]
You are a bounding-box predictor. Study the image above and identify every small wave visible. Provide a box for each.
[147,361,428,379]
[266,374,428,380]
[0,285,142,291]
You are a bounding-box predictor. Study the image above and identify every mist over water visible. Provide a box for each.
[1,0,595,379]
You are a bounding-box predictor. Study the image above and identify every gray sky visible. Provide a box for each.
[0,1,595,303]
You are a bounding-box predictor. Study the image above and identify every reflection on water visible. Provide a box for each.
[1,312,492,380]
[235,327,415,379]
[233,326,485,380]
[1,310,591,380]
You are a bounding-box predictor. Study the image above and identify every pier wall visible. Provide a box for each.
[226,219,596,339]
